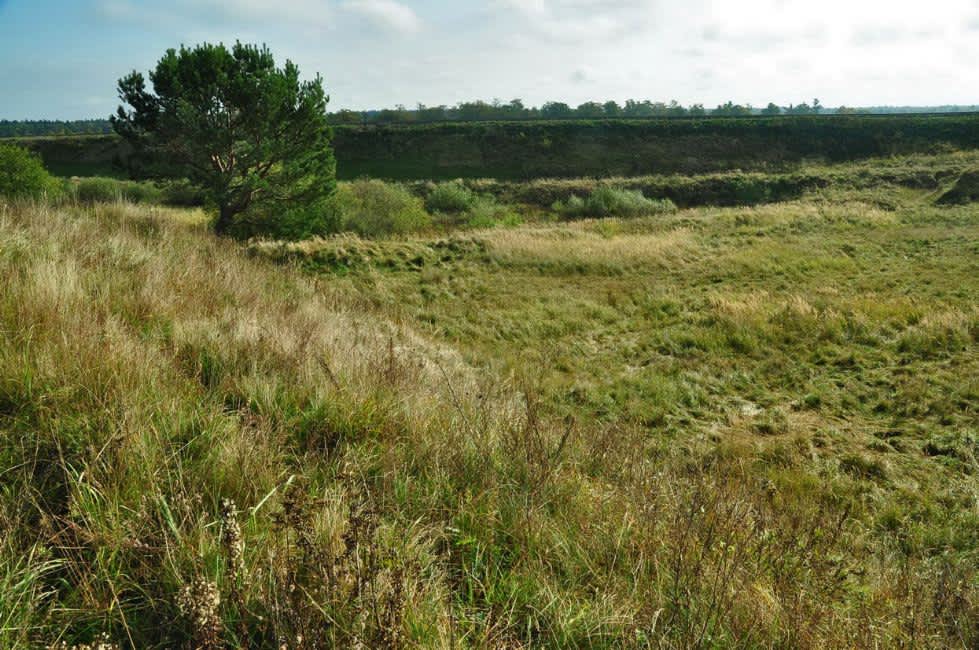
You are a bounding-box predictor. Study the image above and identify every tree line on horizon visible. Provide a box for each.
[333,100,979,123]
[0,119,114,138]
[4,100,979,138]
[334,98,833,123]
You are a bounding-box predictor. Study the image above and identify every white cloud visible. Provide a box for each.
[99,0,423,36]
[97,0,333,30]
[494,0,659,42]
[13,0,979,119]
[342,0,421,33]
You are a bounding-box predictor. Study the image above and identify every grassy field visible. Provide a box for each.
[1,156,977,647]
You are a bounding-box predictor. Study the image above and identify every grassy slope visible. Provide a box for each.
[441,150,979,209]
[257,181,979,645]
[1,173,978,648]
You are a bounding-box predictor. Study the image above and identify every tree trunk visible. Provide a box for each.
[214,203,235,235]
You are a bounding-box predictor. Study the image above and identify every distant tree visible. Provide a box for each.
[113,42,336,236]
[623,100,654,117]
[576,101,605,118]
[836,105,858,115]
[761,103,782,116]
[688,104,707,117]
[812,98,823,114]
[603,101,622,117]
[786,102,813,115]
[456,100,497,121]
[713,101,752,117]
[667,100,688,118]
[501,99,528,120]
[416,103,449,122]
[396,104,415,121]
[330,109,364,124]
[375,108,402,123]
[541,101,574,119]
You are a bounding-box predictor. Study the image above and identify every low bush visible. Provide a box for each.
[160,179,207,207]
[424,181,521,229]
[73,177,121,203]
[0,143,62,200]
[425,180,478,213]
[337,179,432,237]
[227,196,343,241]
[553,186,677,219]
[465,196,521,228]
[71,177,207,208]
[73,177,163,205]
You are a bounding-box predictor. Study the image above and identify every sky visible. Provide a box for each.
[2,0,979,119]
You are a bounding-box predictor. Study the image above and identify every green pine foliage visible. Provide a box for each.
[112,42,337,238]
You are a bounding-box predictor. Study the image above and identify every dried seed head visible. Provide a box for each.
[220,498,244,576]
[178,576,222,650]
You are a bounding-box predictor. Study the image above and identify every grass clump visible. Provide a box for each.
[936,169,979,205]
[336,179,431,237]
[0,143,62,200]
[250,234,486,272]
[553,186,676,219]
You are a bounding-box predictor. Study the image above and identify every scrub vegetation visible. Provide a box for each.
[1,148,977,647]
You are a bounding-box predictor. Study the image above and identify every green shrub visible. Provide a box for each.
[0,144,61,200]
[337,179,431,237]
[228,196,343,241]
[120,181,163,204]
[73,177,163,205]
[424,182,521,229]
[74,177,206,207]
[426,181,477,213]
[74,177,121,203]
[465,196,521,229]
[553,186,676,219]
[160,179,207,207]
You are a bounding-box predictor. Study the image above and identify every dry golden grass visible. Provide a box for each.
[1,197,976,648]
[478,222,696,270]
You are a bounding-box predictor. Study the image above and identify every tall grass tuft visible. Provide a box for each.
[553,186,677,218]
